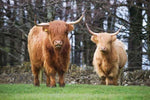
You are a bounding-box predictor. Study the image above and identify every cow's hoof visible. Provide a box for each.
[34,80,40,86]
[46,84,50,87]
[34,83,40,87]
[59,83,65,87]
[50,84,56,88]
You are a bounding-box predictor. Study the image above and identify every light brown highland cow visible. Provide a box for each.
[86,24,127,85]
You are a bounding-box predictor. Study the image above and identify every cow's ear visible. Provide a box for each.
[42,26,49,33]
[111,35,117,42]
[67,24,74,32]
[91,35,98,43]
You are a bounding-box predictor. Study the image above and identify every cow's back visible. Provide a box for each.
[28,26,45,67]
[113,39,127,68]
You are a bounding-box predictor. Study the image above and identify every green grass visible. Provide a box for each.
[0,84,150,100]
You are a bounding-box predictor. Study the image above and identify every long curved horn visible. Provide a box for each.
[86,23,98,36]
[66,11,85,25]
[111,25,123,36]
[36,23,49,26]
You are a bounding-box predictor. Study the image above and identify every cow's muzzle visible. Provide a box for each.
[100,47,107,53]
[54,40,63,48]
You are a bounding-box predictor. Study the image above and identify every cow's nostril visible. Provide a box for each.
[100,47,107,52]
[59,41,63,45]
[54,40,63,48]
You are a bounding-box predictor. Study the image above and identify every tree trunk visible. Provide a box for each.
[146,0,150,61]
[74,1,81,66]
[8,0,15,66]
[0,0,4,66]
[128,0,143,71]
[107,0,116,32]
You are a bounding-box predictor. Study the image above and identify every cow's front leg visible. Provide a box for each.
[108,65,119,85]
[58,72,65,87]
[44,61,56,87]
[45,71,56,87]
[49,71,56,87]
[97,68,106,85]
[46,76,50,87]
[100,76,106,85]
[44,72,50,87]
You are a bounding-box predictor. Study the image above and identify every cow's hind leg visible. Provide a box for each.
[31,65,40,86]
[58,72,65,87]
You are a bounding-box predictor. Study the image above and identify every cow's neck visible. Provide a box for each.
[101,50,111,62]
[55,48,61,53]
[54,49,63,58]
[100,45,117,64]
[54,43,70,57]
[99,48,115,75]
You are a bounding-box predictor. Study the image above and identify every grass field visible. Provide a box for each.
[0,84,150,100]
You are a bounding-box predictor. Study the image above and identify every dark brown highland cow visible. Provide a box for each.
[28,14,84,87]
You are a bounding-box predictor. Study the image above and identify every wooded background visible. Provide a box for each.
[0,0,150,71]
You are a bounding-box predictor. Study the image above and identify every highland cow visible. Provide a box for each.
[28,14,84,87]
[86,24,127,85]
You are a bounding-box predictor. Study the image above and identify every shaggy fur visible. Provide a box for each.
[91,33,127,85]
[28,20,74,87]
